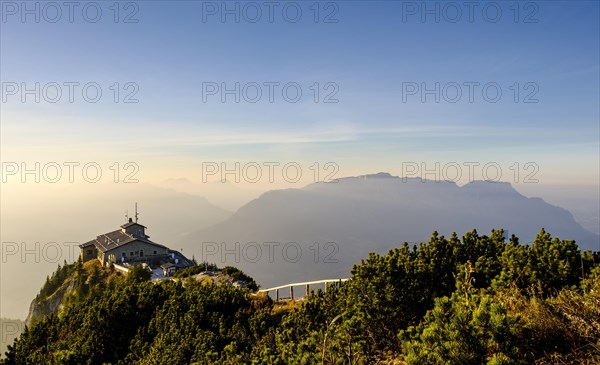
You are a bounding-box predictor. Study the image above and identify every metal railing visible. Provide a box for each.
[257,278,349,301]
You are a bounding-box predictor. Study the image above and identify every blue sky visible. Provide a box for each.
[1,0,599,185]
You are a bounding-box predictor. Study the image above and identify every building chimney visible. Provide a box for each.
[129,217,133,223]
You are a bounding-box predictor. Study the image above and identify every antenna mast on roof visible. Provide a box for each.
[135,202,139,223]
[125,210,129,222]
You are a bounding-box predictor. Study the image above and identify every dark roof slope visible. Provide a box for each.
[80,240,96,248]
[79,229,168,253]
[121,221,147,229]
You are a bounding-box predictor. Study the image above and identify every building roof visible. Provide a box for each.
[79,228,168,253]
[80,240,96,248]
[121,221,147,229]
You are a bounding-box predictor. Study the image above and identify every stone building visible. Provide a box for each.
[161,262,180,276]
[80,218,172,266]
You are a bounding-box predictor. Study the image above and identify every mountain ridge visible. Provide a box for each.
[177,174,599,289]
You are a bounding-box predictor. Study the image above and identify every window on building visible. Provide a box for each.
[153,250,157,254]
[130,252,134,256]
[140,250,144,257]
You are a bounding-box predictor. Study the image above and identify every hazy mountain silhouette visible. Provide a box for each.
[158,178,263,212]
[178,173,599,289]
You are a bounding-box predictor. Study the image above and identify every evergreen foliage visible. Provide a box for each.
[3,229,599,364]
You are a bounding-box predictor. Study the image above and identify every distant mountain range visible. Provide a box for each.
[159,178,263,212]
[177,173,600,289]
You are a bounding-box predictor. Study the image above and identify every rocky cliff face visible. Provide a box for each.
[25,277,75,325]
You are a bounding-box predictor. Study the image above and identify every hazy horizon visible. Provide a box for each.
[1,173,599,319]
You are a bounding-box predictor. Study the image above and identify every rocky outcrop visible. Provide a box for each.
[25,277,75,325]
